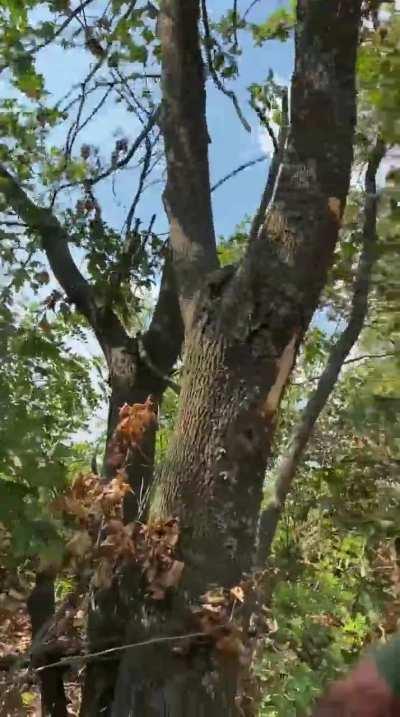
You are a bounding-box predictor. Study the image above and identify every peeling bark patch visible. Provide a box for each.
[327,196,342,224]
[263,334,297,417]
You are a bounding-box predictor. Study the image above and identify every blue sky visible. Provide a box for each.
[31,0,293,241]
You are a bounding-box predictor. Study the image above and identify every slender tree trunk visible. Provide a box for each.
[27,573,68,717]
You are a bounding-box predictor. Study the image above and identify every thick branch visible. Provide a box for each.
[232,0,363,331]
[0,165,127,352]
[255,138,385,566]
[0,164,96,324]
[159,0,218,329]
[142,244,184,389]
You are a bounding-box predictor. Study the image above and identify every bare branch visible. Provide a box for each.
[344,351,399,365]
[36,630,214,673]
[57,106,160,194]
[211,155,267,193]
[0,219,28,228]
[243,0,261,20]
[125,136,153,235]
[255,137,386,567]
[0,166,129,357]
[201,0,251,132]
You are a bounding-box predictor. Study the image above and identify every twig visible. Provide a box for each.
[211,155,267,192]
[344,351,398,365]
[294,352,400,386]
[0,0,95,74]
[35,631,207,673]
[243,0,261,20]
[0,219,28,227]
[255,137,386,567]
[232,0,239,49]
[57,106,160,193]
[125,136,153,235]
[201,0,251,133]
[64,58,106,160]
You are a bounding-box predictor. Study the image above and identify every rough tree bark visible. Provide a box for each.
[106,1,363,715]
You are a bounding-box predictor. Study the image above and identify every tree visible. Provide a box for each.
[0,0,393,714]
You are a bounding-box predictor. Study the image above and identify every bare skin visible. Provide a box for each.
[312,658,400,717]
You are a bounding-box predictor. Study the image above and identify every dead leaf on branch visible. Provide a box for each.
[66,530,93,559]
[107,396,158,471]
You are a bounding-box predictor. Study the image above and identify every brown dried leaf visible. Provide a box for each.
[157,560,184,589]
[66,530,92,559]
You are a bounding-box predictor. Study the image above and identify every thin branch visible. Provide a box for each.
[125,136,153,235]
[344,351,399,365]
[295,352,400,387]
[0,0,95,74]
[69,86,112,156]
[64,58,106,160]
[35,631,212,673]
[201,0,251,132]
[251,103,279,154]
[255,137,386,567]
[249,88,289,242]
[57,106,160,193]
[243,0,261,20]
[232,0,239,49]
[211,155,267,192]
[0,219,28,227]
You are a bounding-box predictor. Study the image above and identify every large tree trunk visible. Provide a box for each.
[80,1,362,714]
